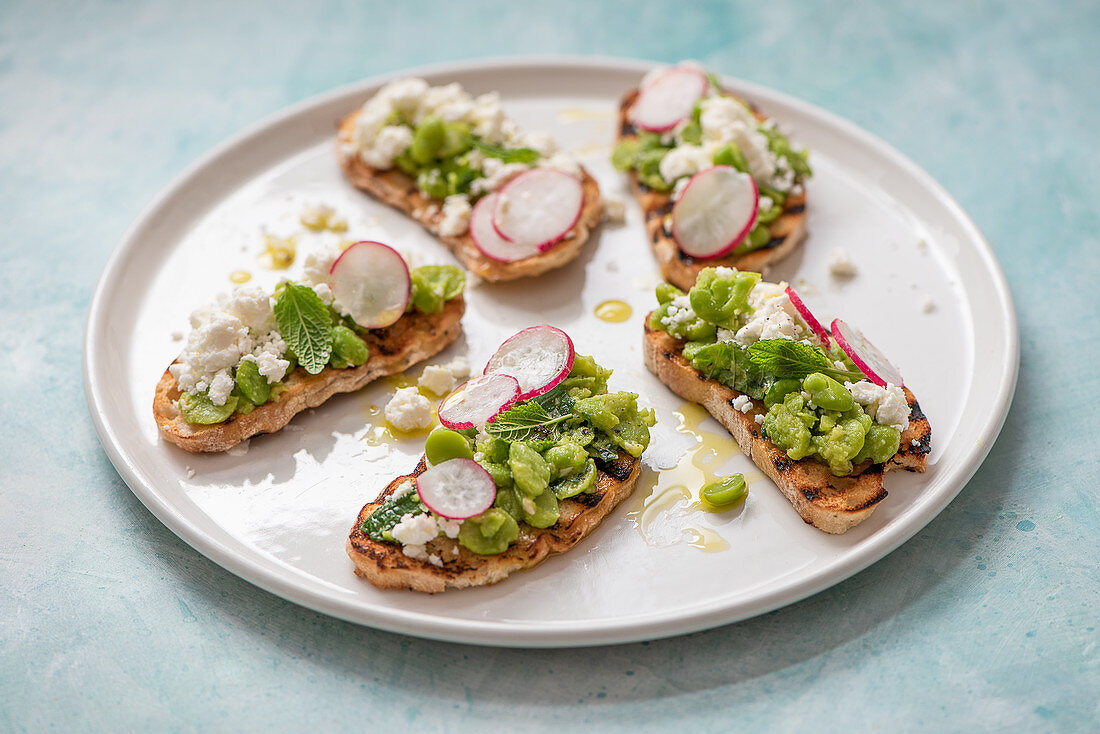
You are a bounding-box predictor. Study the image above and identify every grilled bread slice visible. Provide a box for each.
[154,296,465,453]
[337,112,603,282]
[617,89,807,291]
[643,320,930,534]
[347,450,642,593]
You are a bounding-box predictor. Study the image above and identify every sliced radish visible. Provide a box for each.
[831,319,905,388]
[483,325,575,400]
[491,168,583,251]
[416,458,496,520]
[629,66,709,132]
[329,241,410,329]
[470,193,541,263]
[671,166,758,259]
[785,286,832,347]
[437,374,521,430]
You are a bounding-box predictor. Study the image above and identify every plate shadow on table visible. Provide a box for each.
[105,342,1029,707]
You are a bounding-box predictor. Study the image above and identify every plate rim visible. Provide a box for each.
[83,55,1020,647]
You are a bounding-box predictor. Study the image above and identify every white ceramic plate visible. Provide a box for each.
[84,58,1018,647]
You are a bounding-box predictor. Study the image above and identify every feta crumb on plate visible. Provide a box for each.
[385,387,434,431]
[828,247,858,278]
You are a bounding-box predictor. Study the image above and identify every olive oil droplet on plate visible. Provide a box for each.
[595,300,632,323]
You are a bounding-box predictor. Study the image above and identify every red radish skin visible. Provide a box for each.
[491,168,584,249]
[831,319,905,388]
[630,67,709,133]
[329,241,410,329]
[470,193,541,263]
[671,166,759,259]
[416,459,497,520]
[785,286,832,347]
[483,325,575,401]
[437,374,521,430]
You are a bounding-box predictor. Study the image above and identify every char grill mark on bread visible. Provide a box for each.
[643,317,929,534]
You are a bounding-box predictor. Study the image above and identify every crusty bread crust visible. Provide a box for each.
[617,89,808,291]
[153,296,465,453]
[336,110,603,282]
[643,319,930,534]
[347,451,642,592]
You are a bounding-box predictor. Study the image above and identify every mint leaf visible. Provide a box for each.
[471,140,540,164]
[531,383,576,418]
[747,340,861,382]
[486,402,572,445]
[362,489,423,542]
[273,283,333,374]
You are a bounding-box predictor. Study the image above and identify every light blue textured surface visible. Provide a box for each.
[2,0,1098,731]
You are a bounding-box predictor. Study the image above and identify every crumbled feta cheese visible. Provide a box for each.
[171,330,183,341]
[402,544,428,560]
[699,96,758,138]
[875,385,911,432]
[660,295,697,330]
[170,286,285,405]
[439,194,472,237]
[227,439,250,457]
[758,195,774,212]
[754,414,765,425]
[391,478,416,500]
[185,466,195,479]
[385,387,434,431]
[427,554,443,567]
[735,287,802,346]
[418,357,471,396]
[543,152,582,179]
[828,248,858,278]
[302,249,337,287]
[659,144,712,184]
[716,327,737,343]
[517,131,557,157]
[310,282,334,306]
[301,247,356,317]
[469,91,508,144]
[471,158,530,195]
[391,512,439,546]
[417,82,474,124]
[437,517,461,539]
[671,176,691,201]
[359,125,414,169]
[732,395,753,413]
[846,381,910,432]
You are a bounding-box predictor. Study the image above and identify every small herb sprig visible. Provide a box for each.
[273,283,333,374]
[746,340,864,383]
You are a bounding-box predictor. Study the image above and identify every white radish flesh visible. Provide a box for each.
[785,286,832,347]
[437,374,521,430]
[483,325,575,400]
[470,192,541,263]
[629,67,709,132]
[329,241,410,329]
[416,459,497,520]
[672,166,759,259]
[491,168,583,251]
[831,319,905,388]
